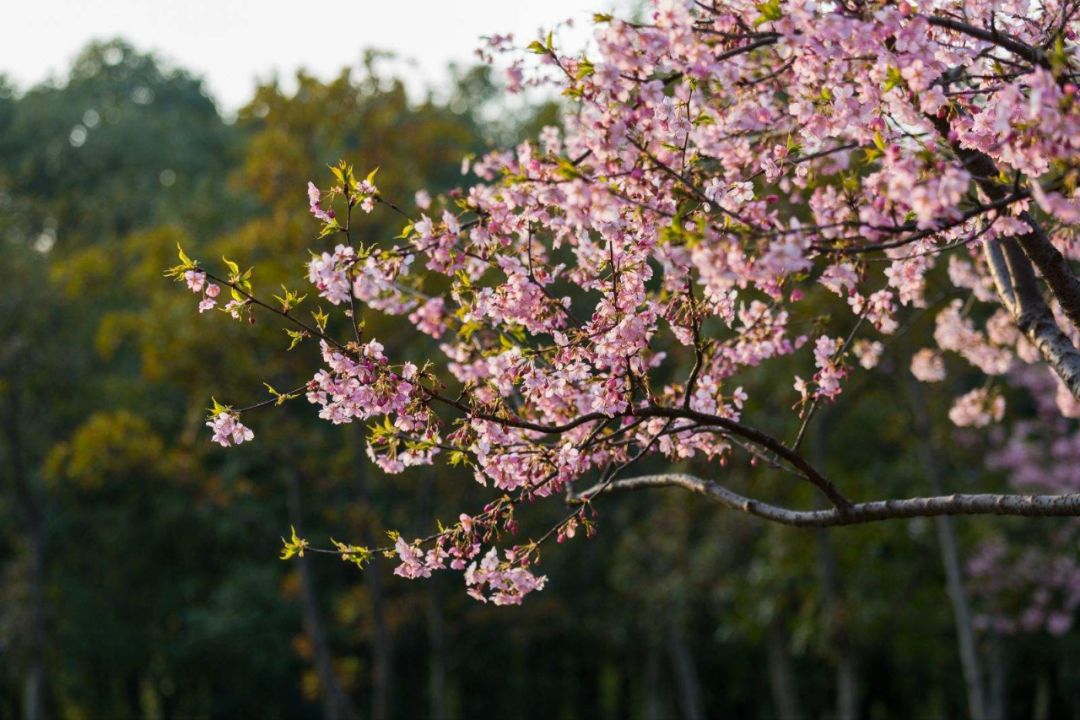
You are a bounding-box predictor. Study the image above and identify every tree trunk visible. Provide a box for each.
[417,472,447,720]
[3,378,48,720]
[666,622,704,720]
[816,528,859,720]
[767,617,802,720]
[907,379,987,720]
[809,421,859,720]
[285,472,360,720]
[425,581,448,720]
[644,637,664,720]
[354,426,393,720]
[22,521,46,720]
[1033,673,1051,720]
[985,632,1007,720]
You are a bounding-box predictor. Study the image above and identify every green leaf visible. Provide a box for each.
[177,242,195,269]
[263,383,294,406]
[311,306,329,333]
[883,66,905,92]
[285,329,307,351]
[280,525,309,560]
[222,256,240,278]
[331,539,373,569]
[754,0,783,24]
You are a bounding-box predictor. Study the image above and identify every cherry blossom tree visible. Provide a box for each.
[169,0,1080,604]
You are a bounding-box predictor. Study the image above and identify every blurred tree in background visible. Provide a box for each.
[2,37,1080,720]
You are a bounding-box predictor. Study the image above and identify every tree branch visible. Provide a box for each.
[575,473,1080,527]
[1014,209,1080,333]
[999,236,1080,398]
[924,15,1050,69]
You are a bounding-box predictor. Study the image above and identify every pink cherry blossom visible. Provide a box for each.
[207,411,254,447]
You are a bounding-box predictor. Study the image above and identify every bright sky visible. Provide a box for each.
[1,0,628,112]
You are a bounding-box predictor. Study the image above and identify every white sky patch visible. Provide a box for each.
[1,0,631,111]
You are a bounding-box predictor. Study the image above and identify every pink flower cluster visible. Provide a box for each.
[184,269,221,313]
[207,411,254,447]
[307,245,354,306]
[306,341,438,473]
[307,182,335,223]
[464,548,547,605]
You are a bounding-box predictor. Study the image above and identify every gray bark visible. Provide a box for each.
[578,474,1080,526]
[984,237,1080,400]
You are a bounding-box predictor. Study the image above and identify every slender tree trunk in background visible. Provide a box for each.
[22,522,46,720]
[767,617,802,720]
[354,426,393,720]
[907,380,987,720]
[985,633,1006,720]
[1033,673,1051,720]
[835,641,858,720]
[666,621,704,720]
[425,583,448,720]
[417,473,447,720]
[3,381,47,720]
[816,528,858,720]
[809,422,859,720]
[984,634,1006,720]
[645,637,664,720]
[285,472,360,720]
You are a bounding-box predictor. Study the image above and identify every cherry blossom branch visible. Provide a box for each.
[627,136,757,228]
[924,15,1050,70]
[233,383,310,414]
[419,382,851,510]
[644,406,852,510]
[201,269,348,352]
[810,191,1031,255]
